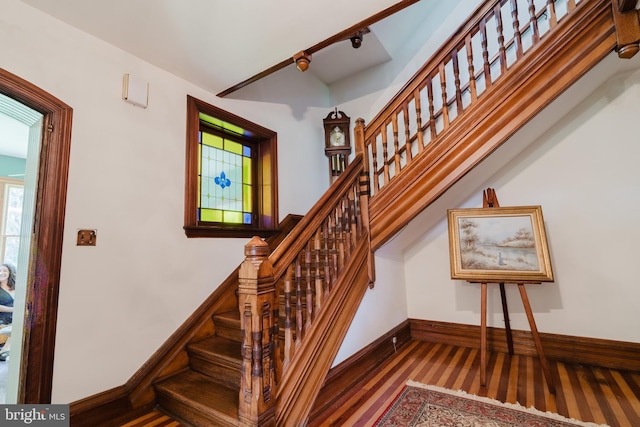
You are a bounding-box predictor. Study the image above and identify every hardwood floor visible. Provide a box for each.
[120,411,182,427]
[120,340,640,426]
[311,340,640,427]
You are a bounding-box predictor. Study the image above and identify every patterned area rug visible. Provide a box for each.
[375,381,609,427]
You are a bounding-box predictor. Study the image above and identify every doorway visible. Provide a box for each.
[0,68,73,403]
[0,103,41,403]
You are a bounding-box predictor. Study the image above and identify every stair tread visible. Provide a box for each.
[214,310,240,322]
[156,370,238,419]
[189,336,241,362]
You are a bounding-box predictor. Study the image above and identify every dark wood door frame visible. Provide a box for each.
[0,67,72,403]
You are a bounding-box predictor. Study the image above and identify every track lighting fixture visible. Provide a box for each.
[350,31,363,49]
[293,51,312,72]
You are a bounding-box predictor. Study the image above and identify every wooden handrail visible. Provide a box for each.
[276,237,370,426]
[362,0,585,196]
[239,154,374,426]
[359,0,621,250]
[269,154,366,278]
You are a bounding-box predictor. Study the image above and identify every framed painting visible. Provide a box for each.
[447,206,553,283]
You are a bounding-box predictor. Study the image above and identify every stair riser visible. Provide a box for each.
[156,392,237,427]
[214,321,242,342]
[189,355,240,391]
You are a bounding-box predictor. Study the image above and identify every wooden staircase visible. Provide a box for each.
[154,311,242,426]
[69,1,640,426]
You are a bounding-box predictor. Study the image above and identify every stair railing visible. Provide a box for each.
[237,0,628,424]
[238,135,373,426]
[362,0,583,197]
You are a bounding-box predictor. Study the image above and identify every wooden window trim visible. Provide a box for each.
[0,179,24,263]
[184,96,279,238]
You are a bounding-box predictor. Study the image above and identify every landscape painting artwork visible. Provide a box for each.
[447,206,554,283]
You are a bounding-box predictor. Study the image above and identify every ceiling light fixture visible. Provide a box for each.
[350,31,363,49]
[293,51,312,72]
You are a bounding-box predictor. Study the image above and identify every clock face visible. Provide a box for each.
[329,126,345,146]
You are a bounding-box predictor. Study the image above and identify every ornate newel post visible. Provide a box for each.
[238,236,277,427]
[354,118,376,287]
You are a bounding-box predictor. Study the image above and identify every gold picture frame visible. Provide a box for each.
[447,206,553,283]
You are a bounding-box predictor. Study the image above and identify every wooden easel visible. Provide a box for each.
[478,188,555,394]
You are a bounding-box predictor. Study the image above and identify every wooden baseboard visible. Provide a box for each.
[410,319,640,372]
[70,318,639,426]
[69,385,153,427]
[308,318,639,425]
[308,320,411,424]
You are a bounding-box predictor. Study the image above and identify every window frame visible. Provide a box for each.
[184,95,278,238]
[0,179,24,264]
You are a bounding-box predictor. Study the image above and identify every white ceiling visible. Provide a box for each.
[17,0,440,95]
[0,114,29,159]
[3,0,453,161]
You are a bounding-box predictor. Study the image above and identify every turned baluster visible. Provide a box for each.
[527,0,540,43]
[451,48,463,115]
[321,218,332,294]
[335,204,346,271]
[294,255,303,348]
[403,103,412,163]
[381,124,390,187]
[304,242,313,330]
[494,3,507,75]
[509,0,524,60]
[546,0,558,29]
[341,196,352,259]
[479,18,492,89]
[426,76,437,140]
[439,62,450,129]
[282,266,293,369]
[348,187,359,245]
[391,114,401,176]
[465,34,478,102]
[413,87,425,151]
[369,133,381,194]
[272,281,281,382]
[313,229,324,312]
[329,212,339,289]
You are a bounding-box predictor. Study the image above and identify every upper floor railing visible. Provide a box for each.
[362,0,582,196]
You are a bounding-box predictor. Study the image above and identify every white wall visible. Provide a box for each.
[333,253,408,365]
[403,66,640,343]
[4,0,639,405]
[331,0,640,365]
[1,0,330,403]
[335,63,640,370]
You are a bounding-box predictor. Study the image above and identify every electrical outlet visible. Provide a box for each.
[392,336,397,345]
[77,229,97,246]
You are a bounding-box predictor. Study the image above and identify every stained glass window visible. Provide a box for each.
[198,116,254,225]
[185,96,278,238]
